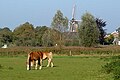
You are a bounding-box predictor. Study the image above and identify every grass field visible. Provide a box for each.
[0,56,112,80]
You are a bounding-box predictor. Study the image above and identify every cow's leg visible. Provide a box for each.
[35,60,38,70]
[49,59,54,67]
[26,54,30,70]
[27,63,30,70]
[47,59,51,67]
[51,60,54,67]
[39,59,42,70]
[27,60,31,70]
[31,61,34,67]
[30,61,33,69]
[31,61,35,69]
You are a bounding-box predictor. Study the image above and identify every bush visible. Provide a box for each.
[102,56,120,80]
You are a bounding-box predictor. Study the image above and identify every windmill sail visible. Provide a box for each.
[72,5,76,20]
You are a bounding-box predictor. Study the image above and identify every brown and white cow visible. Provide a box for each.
[26,51,53,70]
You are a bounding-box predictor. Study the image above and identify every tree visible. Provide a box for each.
[35,26,49,46]
[104,34,114,45]
[63,17,69,32]
[51,10,68,48]
[51,10,68,32]
[13,22,35,46]
[78,12,100,47]
[42,28,53,47]
[50,29,64,47]
[0,27,13,46]
[96,18,106,45]
[41,28,64,47]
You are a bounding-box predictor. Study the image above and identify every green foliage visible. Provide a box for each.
[35,26,49,46]
[0,24,63,47]
[12,23,54,47]
[0,27,13,45]
[63,17,69,32]
[51,10,69,47]
[13,22,35,46]
[14,22,34,36]
[78,12,100,47]
[51,10,68,32]
[104,34,114,45]
[102,56,120,80]
[96,18,106,44]
[42,29,54,47]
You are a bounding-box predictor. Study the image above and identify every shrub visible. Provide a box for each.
[102,56,120,80]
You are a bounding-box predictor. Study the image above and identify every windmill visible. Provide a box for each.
[69,5,81,32]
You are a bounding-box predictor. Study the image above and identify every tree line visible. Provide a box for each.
[0,10,110,47]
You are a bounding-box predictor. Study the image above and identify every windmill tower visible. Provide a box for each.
[69,5,81,32]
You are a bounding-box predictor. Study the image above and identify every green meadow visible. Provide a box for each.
[0,56,112,80]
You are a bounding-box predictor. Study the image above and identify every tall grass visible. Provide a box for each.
[0,45,120,57]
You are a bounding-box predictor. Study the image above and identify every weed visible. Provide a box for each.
[0,64,3,69]
[8,67,13,70]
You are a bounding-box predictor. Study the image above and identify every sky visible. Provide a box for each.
[0,0,120,33]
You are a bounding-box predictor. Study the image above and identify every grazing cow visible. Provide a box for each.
[26,51,53,70]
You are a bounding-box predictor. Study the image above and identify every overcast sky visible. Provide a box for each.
[0,0,120,33]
